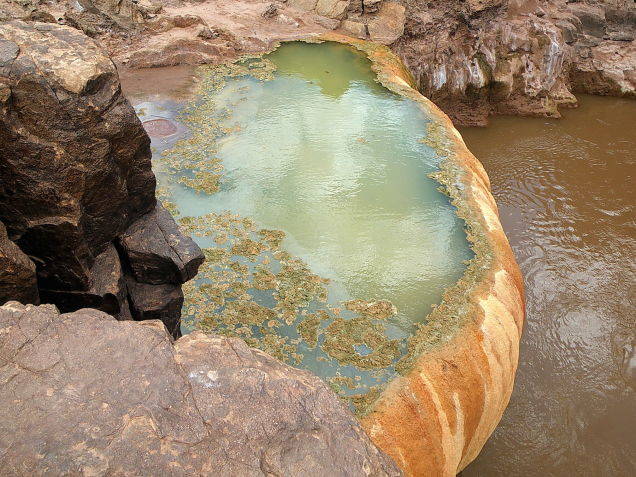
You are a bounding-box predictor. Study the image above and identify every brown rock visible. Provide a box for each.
[24,10,57,23]
[0,221,38,305]
[362,0,382,14]
[262,3,278,18]
[368,1,405,45]
[118,204,204,285]
[341,19,367,38]
[315,0,350,20]
[126,276,184,338]
[0,302,401,476]
[39,244,126,315]
[287,0,319,12]
[0,21,156,291]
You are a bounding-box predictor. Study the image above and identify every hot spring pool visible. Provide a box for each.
[135,41,473,409]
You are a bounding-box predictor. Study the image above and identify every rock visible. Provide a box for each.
[196,25,217,39]
[315,0,350,20]
[314,15,341,30]
[569,3,607,38]
[118,204,204,285]
[465,0,505,14]
[0,302,401,476]
[0,21,156,291]
[363,0,382,14]
[24,10,57,23]
[39,244,126,315]
[368,1,405,45]
[63,10,121,38]
[287,0,319,11]
[262,3,278,18]
[341,19,367,38]
[390,0,635,126]
[607,31,634,41]
[0,221,39,305]
[126,276,184,338]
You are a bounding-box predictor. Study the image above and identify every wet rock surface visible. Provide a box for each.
[0,21,202,332]
[0,302,401,476]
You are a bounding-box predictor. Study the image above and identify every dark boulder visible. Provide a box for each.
[0,221,39,305]
[118,203,204,285]
[0,21,202,333]
[0,302,401,476]
[126,276,184,338]
[39,244,126,315]
[0,20,156,291]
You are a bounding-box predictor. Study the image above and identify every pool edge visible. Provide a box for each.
[317,33,525,476]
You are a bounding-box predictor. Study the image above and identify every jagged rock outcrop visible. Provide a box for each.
[390,0,635,125]
[0,302,401,476]
[0,21,203,334]
[0,222,39,305]
[0,20,156,290]
[118,204,204,285]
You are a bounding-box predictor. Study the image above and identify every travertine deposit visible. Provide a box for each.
[309,34,525,476]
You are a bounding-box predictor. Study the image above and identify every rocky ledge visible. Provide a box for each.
[0,21,203,336]
[0,302,400,475]
[2,0,632,125]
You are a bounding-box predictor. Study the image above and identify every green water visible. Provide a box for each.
[136,42,472,406]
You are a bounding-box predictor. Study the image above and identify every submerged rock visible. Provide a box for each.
[0,302,401,476]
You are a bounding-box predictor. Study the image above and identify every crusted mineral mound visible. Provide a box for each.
[0,301,401,476]
[0,21,203,335]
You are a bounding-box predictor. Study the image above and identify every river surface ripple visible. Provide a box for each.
[460,96,636,476]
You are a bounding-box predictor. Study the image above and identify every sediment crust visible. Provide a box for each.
[319,33,525,476]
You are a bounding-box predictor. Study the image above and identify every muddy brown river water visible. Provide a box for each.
[460,96,636,476]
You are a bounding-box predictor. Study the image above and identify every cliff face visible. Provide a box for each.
[391,0,635,125]
[285,0,635,125]
[0,21,203,335]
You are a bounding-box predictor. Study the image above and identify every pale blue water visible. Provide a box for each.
[135,42,473,401]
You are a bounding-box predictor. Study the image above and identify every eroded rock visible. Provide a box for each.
[118,203,204,285]
[0,21,156,291]
[0,302,401,476]
[126,276,184,338]
[367,1,405,45]
[39,244,126,315]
